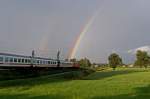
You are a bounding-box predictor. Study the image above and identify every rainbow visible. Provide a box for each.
[69,10,100,59]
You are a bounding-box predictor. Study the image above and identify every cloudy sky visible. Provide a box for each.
[0,0,150,63]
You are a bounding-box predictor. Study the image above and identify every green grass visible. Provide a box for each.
[0,68,150,99]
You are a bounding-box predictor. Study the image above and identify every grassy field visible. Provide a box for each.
[0,68,150,99]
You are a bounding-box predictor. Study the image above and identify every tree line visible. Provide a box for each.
[69,50,150,70]
[108,50,150,69]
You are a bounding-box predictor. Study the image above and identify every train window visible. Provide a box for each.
[14,58,17,62]
[48,61,50,64]
[37,60,39,64]
[45,61,47,64]
[0,57,3,62]
[5,57,9,62]
[28,59,31,63]
[43,61,45,64]
[33,60,36,64]
[10,57,13,62]
[18,58,21,63]
[25,59,28,63]
[40,60,42,64]
[44,61,46,64]
[22,59,24,63]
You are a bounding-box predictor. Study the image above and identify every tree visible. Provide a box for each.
[79,58,91,68]
[70,58,77,62]
[134,50,149,68]
[108,53,122,70]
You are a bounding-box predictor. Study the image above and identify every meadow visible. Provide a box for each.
[0,68,150,99]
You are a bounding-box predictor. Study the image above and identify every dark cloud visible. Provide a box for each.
[0,0,150,63]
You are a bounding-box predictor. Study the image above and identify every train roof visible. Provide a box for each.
[0,53,30,58]
[35,57,57,61]
[0,53,57,61]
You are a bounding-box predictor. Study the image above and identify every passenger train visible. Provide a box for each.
[0,52,79,68]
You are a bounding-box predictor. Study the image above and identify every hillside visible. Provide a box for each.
[0,68,150,99]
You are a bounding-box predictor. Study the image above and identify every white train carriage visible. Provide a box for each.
[0,53,32,67]
[0,53,75,68]
[34,57,58,67]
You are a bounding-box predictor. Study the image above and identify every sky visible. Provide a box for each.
[0,0,150,63]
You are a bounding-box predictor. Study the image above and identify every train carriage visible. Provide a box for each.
[0,53,32,67]
[0,53,78,68]
[34,57,58,67]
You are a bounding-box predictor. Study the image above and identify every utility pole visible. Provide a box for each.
[31,50,35,67]
[57,50,60,67]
